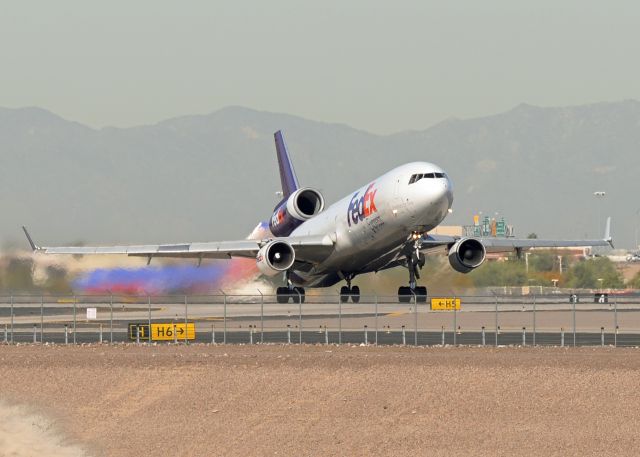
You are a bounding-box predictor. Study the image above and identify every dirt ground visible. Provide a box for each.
[1,344,640,457]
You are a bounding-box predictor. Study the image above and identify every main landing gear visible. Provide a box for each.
[398,251,428,303]
[340,276,360,303]
[276,286,305,304]
[276,271,305,304]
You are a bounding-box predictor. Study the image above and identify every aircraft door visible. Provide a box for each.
[392,174,406,217]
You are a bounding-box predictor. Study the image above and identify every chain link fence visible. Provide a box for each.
[1,292,638,347]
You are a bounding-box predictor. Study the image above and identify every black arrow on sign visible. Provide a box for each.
[177,327,185,335]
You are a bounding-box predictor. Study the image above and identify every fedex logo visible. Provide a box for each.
[347,183,378,227]
[271,207,286,227]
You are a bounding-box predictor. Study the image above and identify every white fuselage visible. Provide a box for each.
[289,162,453,286]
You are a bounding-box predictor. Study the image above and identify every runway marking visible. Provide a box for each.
[386,312,407,318]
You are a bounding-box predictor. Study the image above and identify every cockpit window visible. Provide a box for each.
[409,172,446,184]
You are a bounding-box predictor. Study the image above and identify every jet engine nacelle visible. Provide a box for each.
[269,188,325,237]
[448,238,486,273]
[256,240,296,276]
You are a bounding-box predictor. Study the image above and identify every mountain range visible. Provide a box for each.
[1,100,638,249]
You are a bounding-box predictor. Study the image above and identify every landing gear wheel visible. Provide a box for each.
[276,286,289,304]
[415,286,428,303]
[351,286,361,304]
[398,286,411,303]
[340,286,350,303]
[291,287,306,304]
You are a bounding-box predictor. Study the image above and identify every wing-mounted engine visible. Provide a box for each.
[256,240,296,276]
[448,238,486,273]
[269,188,325,237]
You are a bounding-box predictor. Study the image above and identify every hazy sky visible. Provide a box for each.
[1,0,638,134]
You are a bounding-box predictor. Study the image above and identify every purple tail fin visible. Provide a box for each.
[274,130,299,198]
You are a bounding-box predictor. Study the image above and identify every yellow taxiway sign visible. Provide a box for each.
[430,298,461,310]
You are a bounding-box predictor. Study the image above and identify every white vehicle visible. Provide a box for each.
[627,253,640,262]
[23,131,613,304]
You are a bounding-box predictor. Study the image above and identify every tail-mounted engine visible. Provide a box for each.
[269,188,325,237]
[448,238,486,273]
[256,240,296,276]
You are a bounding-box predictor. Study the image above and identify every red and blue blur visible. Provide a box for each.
[72,223,270,295]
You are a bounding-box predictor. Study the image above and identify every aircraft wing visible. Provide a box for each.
[420,217,613,253]
[22,227,334,263]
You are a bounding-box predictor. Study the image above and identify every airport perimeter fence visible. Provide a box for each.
[1,292,640,347]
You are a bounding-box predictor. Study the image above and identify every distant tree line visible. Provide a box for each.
[468,251,626,289]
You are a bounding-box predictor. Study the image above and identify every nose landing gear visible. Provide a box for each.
[398,285,427,303]
[276,286,305,303]
[398,251,428,303]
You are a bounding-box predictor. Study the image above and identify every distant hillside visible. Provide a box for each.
[1,101,638,249]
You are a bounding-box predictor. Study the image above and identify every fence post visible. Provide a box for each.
[249,325,253,345]
[258,289,264,343]
[10,295,14,344]
[441,326,445,346]
[184,295,188,344]
[298,290,302,344]
[494,294,499,347]
[402,325,406,346]
[109,292,114,344]
[338,293,342,345]
[148,295,152,345]
[522,327,526,346]
[40,295,44,344]
[374,295,378,345]
[65,324,69,345]
[173,322,177,344]
[364,325,368,345]
[3,324,7,343]
[325,325,329,345]
[601,327,605,347]
[287,324,291,344]
[532,295,536,346]
[212,324,215,344]
[136,325,140,344]
[614,296,618,348]
[33,324,37,344]
[99,324,103,343]
[482,326,486,346]
[73,295,77,344]
[222,291,227,344]
[572,296,576,347]
[453,303,457,346]
[413,293,418,346]
[560,327,564,347]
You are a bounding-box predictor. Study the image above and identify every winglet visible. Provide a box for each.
[274,130,300,198]
[22,226,40,252]
[604,217,613,248]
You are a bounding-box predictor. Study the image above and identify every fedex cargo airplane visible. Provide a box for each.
[23,131,612,304]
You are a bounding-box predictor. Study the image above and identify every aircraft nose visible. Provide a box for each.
[444,176,454,208]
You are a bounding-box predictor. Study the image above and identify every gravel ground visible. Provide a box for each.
[1,344,639,456]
